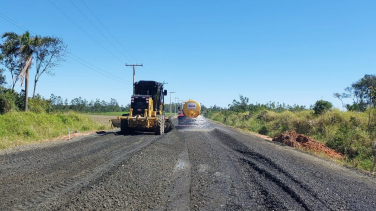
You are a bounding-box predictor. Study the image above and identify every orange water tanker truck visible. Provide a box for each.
[178,99,201,125]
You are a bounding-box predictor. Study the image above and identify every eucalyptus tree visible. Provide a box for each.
[1,31,40,111]
[338,74,376,112]
[0,33,23,89]
[0,68,5,86]
[33,36,67,98]
[0,54,5,86]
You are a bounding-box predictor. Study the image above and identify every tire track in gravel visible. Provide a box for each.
[185,129,297,210]
[2,117,376,210]
[184,130,252,210]
[0,132,159,210]
[0,132,132,170]
[210,128,344,210]
[208,126,376,210]
[162,138,191,211]
[54,129,185,211]
[179,119,376,210]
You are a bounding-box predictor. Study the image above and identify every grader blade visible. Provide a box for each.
[111,119,121,128]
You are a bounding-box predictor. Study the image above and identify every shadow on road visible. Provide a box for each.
[96,130,175,136]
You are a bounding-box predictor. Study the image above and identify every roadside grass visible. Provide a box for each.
[0,111,106,150]
[207,109,376,171]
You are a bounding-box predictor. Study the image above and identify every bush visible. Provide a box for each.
[0,88,53,114]
[326,124,371,159]
[0,89,19,114]
[258,126,268,135]
[313,100,333,115]
[29,94,53,113]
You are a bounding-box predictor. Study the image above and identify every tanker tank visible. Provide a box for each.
[178,99,201,126]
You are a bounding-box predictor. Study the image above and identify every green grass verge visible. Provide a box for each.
[206,109,376,171]
[0,111,107,150]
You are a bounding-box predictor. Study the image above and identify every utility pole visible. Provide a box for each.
[170,92,175,115]
[174,97,179,115]
[178,100,184,114]
[126,63,143,95]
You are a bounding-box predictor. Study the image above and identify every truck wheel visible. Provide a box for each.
[121,119,129,134]
[155,116,165,135]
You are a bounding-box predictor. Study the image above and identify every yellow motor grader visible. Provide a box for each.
[111,81,172,135]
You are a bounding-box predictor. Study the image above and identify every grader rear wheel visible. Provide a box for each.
[165,119,173,132]
[155,116,165,135]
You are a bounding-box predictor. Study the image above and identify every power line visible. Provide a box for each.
[0,12,132,86]
[0,13,34,33]
[67,53,132,85]
[78,0,163,81]
[79,0,139,64]
[47,0,125,64]
[2,7,163,85]
[69,0,132,63]
[50,0,160,81]
[68,52,133,84]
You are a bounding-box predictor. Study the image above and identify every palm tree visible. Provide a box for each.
[2,31,39,111]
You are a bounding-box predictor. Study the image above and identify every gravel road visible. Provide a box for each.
[1,117,376,210]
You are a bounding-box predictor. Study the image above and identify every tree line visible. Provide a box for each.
[201,95,308,117]
[0,88,129,114]
[202,74,376,116]
[50,94,128,113]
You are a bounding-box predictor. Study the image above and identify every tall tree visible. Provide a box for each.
[0,68,5,86]
[0,54,5,86]
[2,31,40,111]
[33,37,67,98]
[0,33,23,89]
[342,74,376,112]
[333,92,350,108]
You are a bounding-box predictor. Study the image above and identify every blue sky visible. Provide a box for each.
[1,0,375,109]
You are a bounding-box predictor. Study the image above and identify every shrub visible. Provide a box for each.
[258,126,268,135]
[313,100,333,115]
[0,89,19,114]
[29,94,53,113]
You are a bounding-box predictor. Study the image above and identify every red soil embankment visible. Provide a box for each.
[272,131,344,160]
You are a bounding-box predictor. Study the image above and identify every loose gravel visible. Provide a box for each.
[1,118,376,210]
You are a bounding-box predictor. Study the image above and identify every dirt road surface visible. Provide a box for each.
[1,117,376,210]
